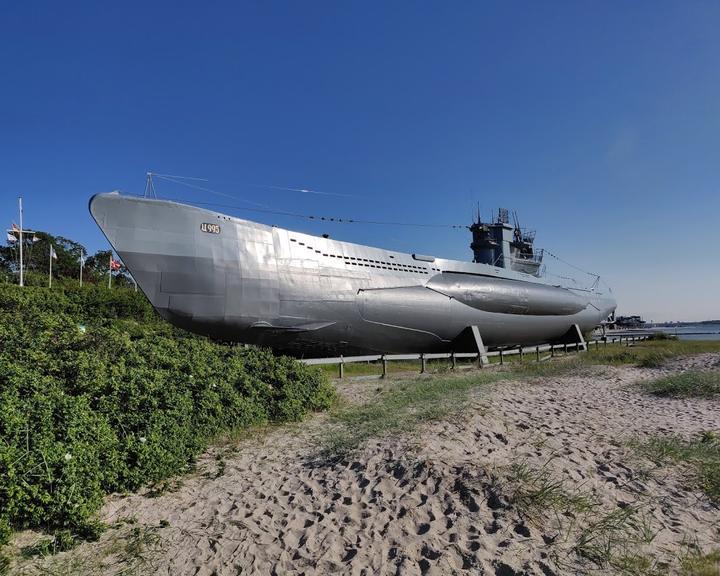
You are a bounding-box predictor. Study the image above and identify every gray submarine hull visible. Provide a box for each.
[90,192,616,357]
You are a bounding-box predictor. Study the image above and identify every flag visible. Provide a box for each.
[110,258,121,271]
[7,232,17,243]
[11,223,19,232]
[32,235,40,243]
[79,254,85,265]
[50,247,58,260]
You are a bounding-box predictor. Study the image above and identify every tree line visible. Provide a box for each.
[0,231,133,287]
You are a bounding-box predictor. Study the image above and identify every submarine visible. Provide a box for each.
[89,193,616,357]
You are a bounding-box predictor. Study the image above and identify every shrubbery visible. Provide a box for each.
[0,284,334,546]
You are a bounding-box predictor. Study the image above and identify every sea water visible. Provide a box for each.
[650,322,720,341]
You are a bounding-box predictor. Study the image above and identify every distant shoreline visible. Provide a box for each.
[649,320,720,327]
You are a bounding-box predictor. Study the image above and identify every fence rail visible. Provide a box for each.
[299,335,650,378]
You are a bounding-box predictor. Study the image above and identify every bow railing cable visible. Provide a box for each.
[156,196,467,229]
[152,173,209,182]
[147,172,464,226]
[248,184,357,198]
[152,172,355,198]
[152,174,271,208]
[543,249,601,280]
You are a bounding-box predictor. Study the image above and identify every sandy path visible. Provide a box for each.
[14,354,720,575]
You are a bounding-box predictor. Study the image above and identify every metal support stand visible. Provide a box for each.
[339,356,344,379]
[470,325,489,368]
[572,323,587,352]
[451,352,456,370]
[420,354,426,374]
[381,356,387,379]
[536,346,540,362]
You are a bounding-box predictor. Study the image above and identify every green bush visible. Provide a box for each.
[0,284,334,546]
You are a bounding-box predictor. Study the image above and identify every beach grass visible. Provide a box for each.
[4,520,167,576]
[319,339,720,459]
[504,461,599,519]
[584,339,720,367]
[317,354,600,459]
[501,461,663,571]
[635,432,720,503]
[639,370,720,399]
[320,371,505,459]
[680,549,720,576]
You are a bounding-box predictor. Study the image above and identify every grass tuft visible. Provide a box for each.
[637,351,671,368]
[504,461,598,521]
[639,370,720,398]
[500,461,667,571]
[635,432,720,502]
[680,549,720,576]
[574,506,642,567]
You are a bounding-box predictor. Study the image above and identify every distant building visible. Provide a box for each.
[614,315,646,329]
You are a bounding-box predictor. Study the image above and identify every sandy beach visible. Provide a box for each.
[11,353,720,575]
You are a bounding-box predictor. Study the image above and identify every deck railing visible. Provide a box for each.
[299,335,650,378]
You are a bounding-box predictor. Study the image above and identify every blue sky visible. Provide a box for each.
[2,1,719,321]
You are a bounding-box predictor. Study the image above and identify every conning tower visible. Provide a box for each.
[469,208,544,277]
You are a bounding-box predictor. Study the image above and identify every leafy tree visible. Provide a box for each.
[84,249,132,286]
[0,232,133,286]
[84,249,112,283]
[0,231,87,282]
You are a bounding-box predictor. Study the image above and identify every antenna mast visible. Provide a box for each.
[144,172,157,198]
[19,197,24,287]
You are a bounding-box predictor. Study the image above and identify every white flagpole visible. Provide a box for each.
[19,197,24,287]
[79,253,84,287]
[108,255,112,289]
[49,244,53,288]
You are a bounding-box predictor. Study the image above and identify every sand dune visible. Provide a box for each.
[12,354,720,575]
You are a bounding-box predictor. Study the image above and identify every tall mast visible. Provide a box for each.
[144,172,157,198]
[18,197,24,287]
